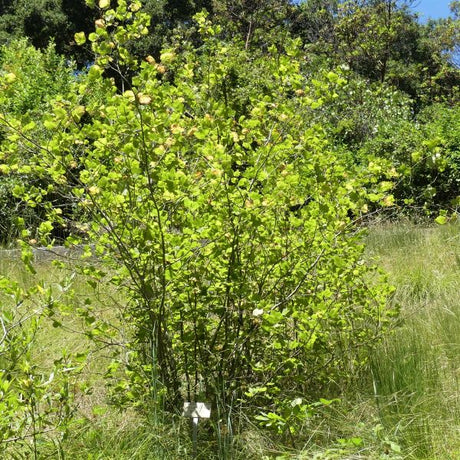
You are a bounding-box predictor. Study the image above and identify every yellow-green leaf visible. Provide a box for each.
[435,215,447,225]
[74,32,86,46]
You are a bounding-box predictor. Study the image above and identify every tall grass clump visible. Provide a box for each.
[366,221,460,459]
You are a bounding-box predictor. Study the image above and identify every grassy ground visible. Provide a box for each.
[1,222,460,459]
[364,221,460,459]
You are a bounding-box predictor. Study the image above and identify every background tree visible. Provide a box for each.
[291,0,459,108]
[0,0,96,66]
[291,0,338,46]
[0,0,216,66]
[211,0,294,49]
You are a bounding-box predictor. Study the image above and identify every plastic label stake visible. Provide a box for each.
[182,402,212,458]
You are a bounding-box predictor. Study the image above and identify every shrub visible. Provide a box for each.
[359,103,460,212]
[0,39,75,244]
[0,1,396,442]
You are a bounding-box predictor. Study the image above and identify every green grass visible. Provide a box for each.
[1,222,460,459]
[365,221,460,459]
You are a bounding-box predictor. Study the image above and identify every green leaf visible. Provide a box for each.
[44,118,58,130]
[38,221,54,235]
[74,32,86,46]
[435,215,447,225]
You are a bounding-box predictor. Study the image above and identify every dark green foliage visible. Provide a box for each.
[0,0,214,66]
[290,0,338,46]
[362,103,460,211]
[304,63,460,212]
[125,0,215,61]
[211,0,294,49]
[291,0,460,108]
[0,0,97,66]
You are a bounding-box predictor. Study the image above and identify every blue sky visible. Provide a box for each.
[412,0,453,21]
[293,1,454,21]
